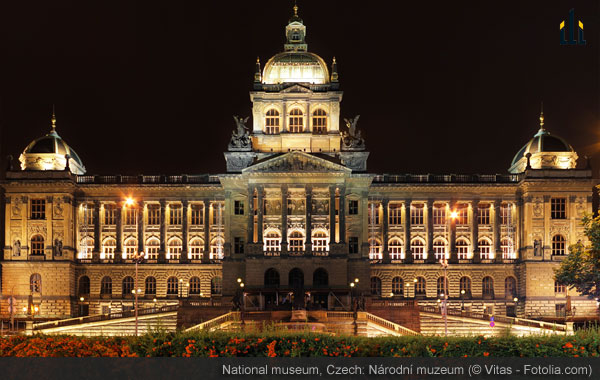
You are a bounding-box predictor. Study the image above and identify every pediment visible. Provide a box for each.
[280,84,313,93]
[242,151,351,174]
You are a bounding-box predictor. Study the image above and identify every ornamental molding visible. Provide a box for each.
[28,223,47,237]
[243,151,351,174]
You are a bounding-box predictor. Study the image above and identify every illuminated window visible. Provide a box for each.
[288,108,303,133]
[552,235,566,255]
[124,207,137,225]
[482,277,494,297]
[554,281,566,294]
[456,203,468,225]
[551,198,566,220]
[369,238,382,260]
[189,277,202,295]
[437,277,449,297]
[124,238,137,259]
[189,238,204,260]
[368,203,380,225]
[312,108,327,133]
[459,277,471,295]
[505,277,517,297]
[410,204,424,225]
[389,238,403,260]
[370,277,382,296]
[479,239,492,260]
[79,237,93,259]
[190,204,204,225]
[392,277,404,296]
[433,239,447,260]
[100,276,112,296]
[415,277,427,296]
[104,204,116,225]
[122,276,134,296]
[289,231,304,252]
[433,204,446,225]
[147,204,160,225]
[411,239,425,260]
[456,238,470,260]
[212,203,224,225]
[82,203,94,225]
[167,238,182,260]
[102,238,116,260]
[30,235,44,255]
[30,199,46,220]
[166,277,178,295]
[389,203,402,225]
[477,204,490,225]
[210,237,224,260]
[211,277,222,295]
[501,203,513,224]
[30,273,42,293]
[145,237,160,260]
[312,230,329,254]
[145,277,156,295]
[264,231,281,255]
[265,109,280,134]
[501,238,514,259]
[169,204,182,225]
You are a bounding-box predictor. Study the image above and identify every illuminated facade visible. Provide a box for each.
[1,6,596,324]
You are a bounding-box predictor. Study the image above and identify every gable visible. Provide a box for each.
[280,84,312,93]
[242,151,351,174]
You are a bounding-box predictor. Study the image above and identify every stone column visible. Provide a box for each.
[115,205,123,263]
[449,201,458,263]
[257,187,264,244]
[92,201,100,262]
[339,187,346,243]
[494,199,502,263]
[404,199,412,263]
[305,186,312,256]
[382,199,390,263]
[426,199,435,263]
[137,201,144,254]
[158,200,166,263]
[329,186,336,244]
[181,200,189,263]
[281,186,288,256]
[247,186,255,244]
[203,199,210,263]
[472,199,479,262]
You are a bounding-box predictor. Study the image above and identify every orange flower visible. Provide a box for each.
[483,352,490,357]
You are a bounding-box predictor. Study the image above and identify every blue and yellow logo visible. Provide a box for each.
[560,8,586,45]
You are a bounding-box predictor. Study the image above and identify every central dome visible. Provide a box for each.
[263,52,329,85]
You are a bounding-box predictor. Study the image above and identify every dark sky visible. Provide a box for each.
[1,0,598,176]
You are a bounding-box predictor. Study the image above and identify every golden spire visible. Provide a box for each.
[539,101,544,130]
[293,1,298,16]
[51,105,57,132]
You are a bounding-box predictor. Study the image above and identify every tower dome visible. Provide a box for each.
[19,111,86,174]
[509,108,577,173]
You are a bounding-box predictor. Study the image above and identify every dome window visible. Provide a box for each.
[288,108,304,133]
[312,109,327,134]
[265,109,280,134]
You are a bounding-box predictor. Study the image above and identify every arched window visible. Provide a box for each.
[433,239,447,260]
[264,268,280,287]
[124,238,137,260]
[552,235,566,256]
[289,268,304,288]
[264,230,282,255]
[211,277,222,295]
[501,238,515,259]
[482,276,494,298]
[189,238,204,260]
[122,276,134,296]
[145,277,156,295]
[389,238,403,260]
[265,109,280,134]
[210,237,224,260]
[79,237,93,259]
[479,238,492,260]
[411,239,425,260]
[78,276,90,295]
[312,108,327,133]
[369,238,382,260]
[145,237,160,260]
[456,238,470,260]
[437,277,449,297]
[30,235,44,256]
[167,237,182,260]
[312,230,329,254]
[167,277,179,295]
[414,277,427,296]
[102,238,116,260]
[30,273,42,293]
[289,231,304,252]
[313,268,328,287]
[189,276,202,295]
[392,277,404,296]
[100,276,112,295]
[459,277,471,296]
[505,276,517,298]
[370,277,382,296]
[288,108,304,133]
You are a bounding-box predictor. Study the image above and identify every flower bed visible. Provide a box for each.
[0,335,137,357]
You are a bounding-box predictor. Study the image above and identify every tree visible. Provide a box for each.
[555,214,600,299]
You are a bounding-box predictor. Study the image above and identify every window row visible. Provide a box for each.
[370,276,517,298]
[264,229,329,254]
[78,276,222,296]
[264,108,328,134]
[263,267,328,287]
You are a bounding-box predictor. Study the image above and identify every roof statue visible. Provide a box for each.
[342,115,365,150]
[228,115,252,151]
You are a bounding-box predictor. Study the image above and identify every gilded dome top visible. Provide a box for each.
[262,51,329,84]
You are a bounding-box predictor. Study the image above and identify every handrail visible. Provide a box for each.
[365,312,421,336]
[33,305,178,330]
[185,312,240,332]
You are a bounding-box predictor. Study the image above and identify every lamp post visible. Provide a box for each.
[460,289,465,313]
[239,280,245,326]
[132,250,145,337]
[440,257,449,337]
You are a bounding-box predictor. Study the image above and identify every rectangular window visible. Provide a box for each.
[82,204,94,225]
[124,207,137,225]
[212,203,224,225]
[554,281,566,294]
[349,237,359,254]
[388,203,402,225]
[191,204,204,225]
[433,205,446,225]
[368,203,380,225]
[234,237,244,254]
[500,203,512,224]
[104,205,116,225]
[169,204,182,225]
[31,199,46,220]
[551,198,566,219]
[456,204,468,225]
[234,200,244,215]
[348,200,359,215]
[477,204,490,225]
[147,205,160,225]
[410,204,424,225]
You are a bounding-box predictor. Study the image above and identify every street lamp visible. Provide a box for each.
[132,250,145,336]
[440,257,449,337]
[238,280,245,326]
[79,296,85,317]
[460,289,466,312]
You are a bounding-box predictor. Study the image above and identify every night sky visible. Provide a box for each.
[1,0,598,176]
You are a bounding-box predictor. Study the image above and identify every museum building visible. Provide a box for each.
[1,6,596,324]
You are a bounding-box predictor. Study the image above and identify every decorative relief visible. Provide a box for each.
[11,197,22,218]
[29,224,47,237]
[287,199,305,215]
[575,197,586,217]
[311,199,329,215]
[264,199,281,215]
[532,197,543,218]
[53,196,64,218]
[550,224,570,236]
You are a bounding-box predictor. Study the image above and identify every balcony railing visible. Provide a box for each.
[373,173,521,184]
[77,175,220,185]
